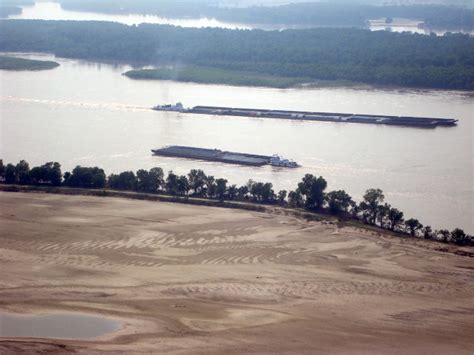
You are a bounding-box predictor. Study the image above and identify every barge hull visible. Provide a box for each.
[152,146,271,167]
[186,106,457,128]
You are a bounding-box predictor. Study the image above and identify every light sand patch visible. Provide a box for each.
[181,308,293,331]
[0,192,473,354]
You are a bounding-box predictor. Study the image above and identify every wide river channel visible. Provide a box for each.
[0,53,473,233]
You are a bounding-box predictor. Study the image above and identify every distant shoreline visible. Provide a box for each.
[0,56,59,71]
[123,66,356,89]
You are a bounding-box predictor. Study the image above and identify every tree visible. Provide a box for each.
[386,207,404,231]
[450,228,471,246]
[15,160,30,185]
[237,185,249,200]
[176,175,190,196]
[436,229,450,243]
[215,178,228,201]
[205,175,216,198]
[422,226,433,240]
[359,188,385,225]
[5,163,16,184]
[166,171,179,195]
[136,169,150,192]
[108,171,137,190]
[325,190,354,215]
[0,159,5,181]
[67,166,106,188]
[297,174,327,210]
[376,203,391,228]
[226,184,238,200]
[288,190,303,207]
[149,167,164,192]
[28,162,62,186]
[405,218,423,237]
[249,181,275,203]
[188,169,207,196]
[277,190,287,205]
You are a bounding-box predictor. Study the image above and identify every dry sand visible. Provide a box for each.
[0,191,473,354]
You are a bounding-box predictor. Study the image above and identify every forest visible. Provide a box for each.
[58,0,474,30]
[1,159,472,247]
[124,66,310,88]
[1,20,473,89]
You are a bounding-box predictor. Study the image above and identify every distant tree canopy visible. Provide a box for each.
[57,0,474,30]
[1,20,473,89]
[0,56,60,71]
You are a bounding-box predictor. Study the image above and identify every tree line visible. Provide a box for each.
[58,0,474,31]
[1,159,472,247]
[1,20,473,90]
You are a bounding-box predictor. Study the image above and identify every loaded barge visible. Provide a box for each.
[152,146,299,168]
[152,103,458,128]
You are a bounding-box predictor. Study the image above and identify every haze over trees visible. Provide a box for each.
[1,20,473,89]
[0,56,60,71]
[57,0,474,30]
[1,159,472,246]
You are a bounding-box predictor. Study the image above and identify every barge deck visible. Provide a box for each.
[152,103,458,128]
[152,146,298,168]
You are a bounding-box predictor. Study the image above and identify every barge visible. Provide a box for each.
[152,103,458,128]
[152,146,299,168]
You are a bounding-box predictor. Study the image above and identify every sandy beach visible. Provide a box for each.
[0,191,473,354]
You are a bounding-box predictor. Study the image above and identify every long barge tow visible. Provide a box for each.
[152,103,458,128]
[152,146,299,168]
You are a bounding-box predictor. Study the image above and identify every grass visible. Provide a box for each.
[0,56,60,71]
[123,66,317,89]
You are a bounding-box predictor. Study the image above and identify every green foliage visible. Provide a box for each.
[386,207,404,231]
[57,1,474,30]
[29,162,62,186]
[359,188,385,225]
[65,166,106,188]
[108,171,137,190]
[215,178,228,201]
[325,190,354,214]
[288,190,304,208]
[0,56,60,71]
[0,160,5,180]
[405,218,423,236]
[124,66,308,88]
[1,21,473,89]
[450,228,472,246]
[248,180,275,203]
[1,159,471,246]
[297,174,327,211]
[188,169,207,196]
[136,167,164,193]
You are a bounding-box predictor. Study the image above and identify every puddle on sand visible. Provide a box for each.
[0,312,122,339]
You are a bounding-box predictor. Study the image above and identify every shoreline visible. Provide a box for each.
[1,184,472,257]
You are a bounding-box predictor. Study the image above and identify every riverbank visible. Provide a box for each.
[1,184,472,256]
[123,66,356,89]
[0,56,59,71]
[1,191,473,353]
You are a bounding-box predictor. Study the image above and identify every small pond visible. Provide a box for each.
[0,312,122,339]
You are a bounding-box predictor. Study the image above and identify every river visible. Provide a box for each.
[7,2,473,35]
[1,53,472,232]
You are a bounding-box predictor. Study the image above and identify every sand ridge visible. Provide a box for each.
[0,192,473,353]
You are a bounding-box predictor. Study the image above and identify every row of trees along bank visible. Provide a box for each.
[1,159,472,247]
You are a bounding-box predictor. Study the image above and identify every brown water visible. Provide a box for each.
[0,312,121,339]
[0,54,473,233]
